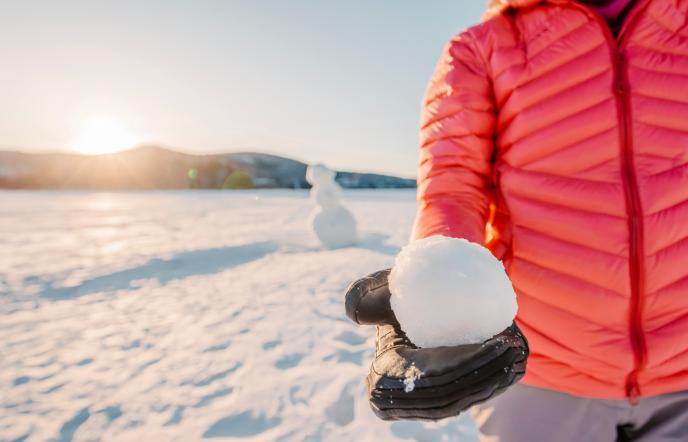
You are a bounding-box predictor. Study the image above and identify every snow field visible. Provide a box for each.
[0,190,478,441]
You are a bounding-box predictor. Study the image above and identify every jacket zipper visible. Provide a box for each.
[570,0,649,404]
[617,49,646,406]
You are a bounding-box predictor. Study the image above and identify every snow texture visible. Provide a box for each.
[389,236,518,348]
[403,364,423,393]
[0,190,479,441]
[306,164,357,248]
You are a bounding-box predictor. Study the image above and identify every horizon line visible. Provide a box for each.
[0,144,418,180]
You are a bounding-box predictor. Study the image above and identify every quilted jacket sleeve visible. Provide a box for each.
[411,31,497,245]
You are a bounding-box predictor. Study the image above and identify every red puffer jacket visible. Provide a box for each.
[412,0,688,401]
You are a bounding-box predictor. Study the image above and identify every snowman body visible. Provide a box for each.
[306,164,357,248]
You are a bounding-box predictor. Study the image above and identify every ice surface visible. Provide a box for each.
[306,164,357,248]
[389,236,518,348]
[0,190,479,441]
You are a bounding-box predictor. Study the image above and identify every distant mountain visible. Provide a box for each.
[0,146,416,190]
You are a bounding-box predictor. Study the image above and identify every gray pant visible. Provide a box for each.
[470,384,688,442]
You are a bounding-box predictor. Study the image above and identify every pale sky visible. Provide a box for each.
[0,1,485,177]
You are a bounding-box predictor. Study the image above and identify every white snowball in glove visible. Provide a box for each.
[389,235,518,347]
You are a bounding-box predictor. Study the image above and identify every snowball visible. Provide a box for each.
[306,163,336,186]
[389,236,517,347]
[310,205,358,249]
[311,182,342,209]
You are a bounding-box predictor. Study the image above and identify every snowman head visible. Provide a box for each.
[306,163,336,186]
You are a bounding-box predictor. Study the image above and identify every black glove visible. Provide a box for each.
[344,269,528,421]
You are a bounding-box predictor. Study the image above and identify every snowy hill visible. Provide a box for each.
[0,147,416,190]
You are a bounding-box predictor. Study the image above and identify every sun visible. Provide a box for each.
[72,117,137,155]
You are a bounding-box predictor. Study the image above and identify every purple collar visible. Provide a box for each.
[580,0,636,21]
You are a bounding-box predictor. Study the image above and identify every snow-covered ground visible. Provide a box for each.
[0,190,478,441]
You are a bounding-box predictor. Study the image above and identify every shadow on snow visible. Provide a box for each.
[37,241,279,300]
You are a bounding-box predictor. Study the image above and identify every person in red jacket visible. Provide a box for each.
[345,0,688,440]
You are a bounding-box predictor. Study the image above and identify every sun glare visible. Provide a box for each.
[72,117,137,155]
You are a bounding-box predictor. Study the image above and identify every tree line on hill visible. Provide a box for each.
[0,146,416,190]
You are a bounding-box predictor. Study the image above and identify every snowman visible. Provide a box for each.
[306,164,358,248]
